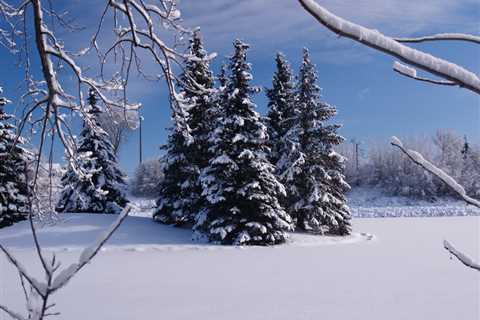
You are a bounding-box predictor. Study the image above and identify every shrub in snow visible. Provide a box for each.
[154,31,216,226]
[194,40,293,245]
[285,49,351,235]
[0,90,31,228]
[56,91,128,214]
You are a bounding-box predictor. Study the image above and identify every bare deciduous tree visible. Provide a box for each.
[0,0,199,318]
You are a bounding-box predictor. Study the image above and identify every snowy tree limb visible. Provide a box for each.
[394,33,480,45]
[391,137,480,272]
[390,137,480,208]
[0,205,133,319]
[50,205,132,292]
[393,61,457,86]
[444,240,480,271]
[298,0,480,95]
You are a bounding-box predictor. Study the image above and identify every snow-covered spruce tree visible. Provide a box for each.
[153,31,216,226]
[56,91,128,214]
[153,101,198,225]
[266,53,297,167]
[194,40,293,245]
[0,90,31,228]
[289,49,351,235]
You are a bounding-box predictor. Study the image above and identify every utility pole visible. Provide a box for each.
[139,115,144,165]
[351,139,361,172]
[355,142,359,171]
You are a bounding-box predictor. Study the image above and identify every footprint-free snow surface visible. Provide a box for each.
[1,214,479,320]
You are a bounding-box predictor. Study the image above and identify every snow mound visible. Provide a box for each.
[0,213,371,252]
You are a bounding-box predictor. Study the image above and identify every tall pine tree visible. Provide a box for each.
[266,53,297,167]
[194,40,293,245]
[0,89,31,227]
[153,100,198,225]
[289,49,352,235]
[56,90,128,214]
[153,31,216,225]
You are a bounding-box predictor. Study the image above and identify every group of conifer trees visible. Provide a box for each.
[0,33,351,243]
[0,85,129,230]
[154,32,351,245]
[0,89,31,228]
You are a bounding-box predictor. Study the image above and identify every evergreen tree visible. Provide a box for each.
[266,53,297,167]
[153,31,216,225]
[56,90,128,214]
[0,89,31,227]
[194,40,293,245]
[289,49,351,235]
[461,135,469,160]
[153,103,198,225]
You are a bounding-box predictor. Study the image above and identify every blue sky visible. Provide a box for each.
[1,0,479,174]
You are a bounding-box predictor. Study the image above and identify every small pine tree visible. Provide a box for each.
[56,90,128,214]
[153,31,216,225]
[0,89,31,227]
[266,53,297,167]
[194,40,293,245]
[289,49,352,235]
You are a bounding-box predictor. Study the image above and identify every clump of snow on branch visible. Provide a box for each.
[393,62,417,78]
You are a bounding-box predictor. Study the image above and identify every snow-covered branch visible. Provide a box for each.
[393,61,457,86]
[391,137,480,208]
[394,33,480,45]
[298,0,480,95]
[391,137,480,272]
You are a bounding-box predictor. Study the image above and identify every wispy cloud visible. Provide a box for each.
[357,87,371,101]
[180,0,479,63]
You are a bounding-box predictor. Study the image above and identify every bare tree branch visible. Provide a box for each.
[393,61,457,86]
[298,0,480,95]
[394,33,480,45]
[391,137,480,272]
[391,137,480,208]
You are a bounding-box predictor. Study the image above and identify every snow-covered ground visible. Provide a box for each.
[1,209,479,320]
[348,187,480,218]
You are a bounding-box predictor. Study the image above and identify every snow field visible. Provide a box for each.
[1,214,478,320]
